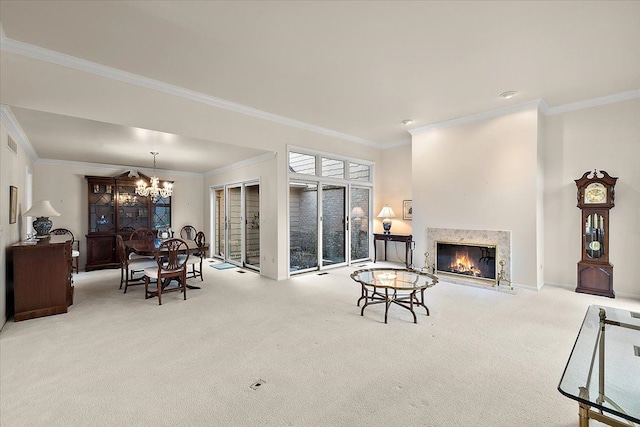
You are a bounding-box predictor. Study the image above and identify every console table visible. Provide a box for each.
[373,233,413,268]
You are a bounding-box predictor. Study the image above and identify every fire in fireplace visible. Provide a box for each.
[436,242,497,282]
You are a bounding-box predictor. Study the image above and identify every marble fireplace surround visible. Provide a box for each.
[426,228,511,287]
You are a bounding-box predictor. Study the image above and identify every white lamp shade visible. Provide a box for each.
[377,206,396,219]
[23,200,61,217]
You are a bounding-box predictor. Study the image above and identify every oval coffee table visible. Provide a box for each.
[350,268,438,324]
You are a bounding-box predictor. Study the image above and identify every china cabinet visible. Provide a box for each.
[85,171,172,271]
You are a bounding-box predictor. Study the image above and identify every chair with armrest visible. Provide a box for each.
[144,238,189,305]
[50,228,80,273]
[180,225,197,241]
[116,235,157,293]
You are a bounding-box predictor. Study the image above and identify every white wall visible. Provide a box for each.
[33,162,204,272]
[375,144,413,263]
[1,120,35,329]
[411,109,541,289]
[544,98,640,297]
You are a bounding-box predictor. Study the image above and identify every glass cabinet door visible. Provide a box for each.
[89,182,114,232]
[152,195,171,230]
[117,184,148,231]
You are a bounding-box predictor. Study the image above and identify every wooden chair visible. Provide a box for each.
[180,225,197,240]
[116,235,156,293]
[128,228,156,274]
[130,228,155,244]
[144,238,189,305]
[183,231,206,281]
[50,228,80,273]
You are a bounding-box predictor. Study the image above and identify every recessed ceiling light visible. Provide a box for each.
[500,91,518,99]
[401,119,413,125]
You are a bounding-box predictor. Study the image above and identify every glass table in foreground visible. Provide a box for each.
[350,268,438,324]
[558,305,640,426]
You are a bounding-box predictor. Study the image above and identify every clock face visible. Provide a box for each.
[588,241,601,251]
[585,183,607,204]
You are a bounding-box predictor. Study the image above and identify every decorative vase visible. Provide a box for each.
[33,216,53,236]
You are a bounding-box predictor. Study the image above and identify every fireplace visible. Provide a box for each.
[436,241,497,283]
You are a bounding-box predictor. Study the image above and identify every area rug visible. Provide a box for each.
[210,262,236,270]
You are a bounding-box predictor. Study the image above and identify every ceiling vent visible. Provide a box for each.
[7,136,18,156]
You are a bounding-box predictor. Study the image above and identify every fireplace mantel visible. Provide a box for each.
[426,228,511,287]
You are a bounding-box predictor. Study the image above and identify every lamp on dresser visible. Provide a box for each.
[23,200,61,237]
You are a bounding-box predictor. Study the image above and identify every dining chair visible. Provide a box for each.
[116,235,157,293]
[180,225,197,240]
[183,231,206,281]
[128,227,156,275]
[144,238,189,305]
[50,228,80,273]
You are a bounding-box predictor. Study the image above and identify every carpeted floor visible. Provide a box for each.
[1,261,638,426]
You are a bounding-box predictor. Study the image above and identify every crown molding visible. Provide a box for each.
[409,99,544,136]
[0,105,39,161]
[382,138,412,149]
[546,89,640,115]
[205,152,277,176]
[1,33,383,149]
[35,157,202,177]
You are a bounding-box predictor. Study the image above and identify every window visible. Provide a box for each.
[349,162,370,181]
[322,158,345,178]
[288,149,372,183]
[289,152,316,175]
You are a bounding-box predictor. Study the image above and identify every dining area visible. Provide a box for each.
[117,225,209,305]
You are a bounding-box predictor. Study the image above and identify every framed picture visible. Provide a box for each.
[403,200,412,220]
[9,186,18,224]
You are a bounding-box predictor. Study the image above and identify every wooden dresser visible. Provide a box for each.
[12,235,74,321]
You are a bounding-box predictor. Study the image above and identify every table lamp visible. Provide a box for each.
[377,205,396,234]
[23,200,61,237]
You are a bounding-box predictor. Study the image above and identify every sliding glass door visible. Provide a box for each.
[350,186,370,262]
[214,188,225,258]
[227,185,243,266]
[289,182,318,273]
[212,182,260,270]
[244,183,260,270]
[289,182,370,274]
[321,184,346,268]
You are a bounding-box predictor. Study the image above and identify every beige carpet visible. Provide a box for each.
[1,261,638,427]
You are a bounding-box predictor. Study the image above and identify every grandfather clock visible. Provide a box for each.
[574,170,618,297]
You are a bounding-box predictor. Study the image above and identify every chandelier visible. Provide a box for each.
[135,152,173,203]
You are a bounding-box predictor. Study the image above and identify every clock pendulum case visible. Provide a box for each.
[574,170,618,297]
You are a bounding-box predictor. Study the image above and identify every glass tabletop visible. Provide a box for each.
[558,305,640,424]
[350,268,438,291]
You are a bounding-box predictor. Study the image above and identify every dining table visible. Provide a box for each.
[124,238,209,290]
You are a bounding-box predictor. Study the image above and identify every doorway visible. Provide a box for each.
[213,181,260,271]
[289,182,370,274]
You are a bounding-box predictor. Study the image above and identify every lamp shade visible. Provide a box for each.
[377,206,396,219]
[24,200,61,236]
[23,200,61,218]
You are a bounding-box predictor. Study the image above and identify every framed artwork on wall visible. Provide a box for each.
[10,186,18,224]
[403,200,412,220]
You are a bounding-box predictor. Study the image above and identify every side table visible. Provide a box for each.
[373,233,413,268]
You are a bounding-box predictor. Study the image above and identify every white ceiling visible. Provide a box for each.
[1,1,639,173]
